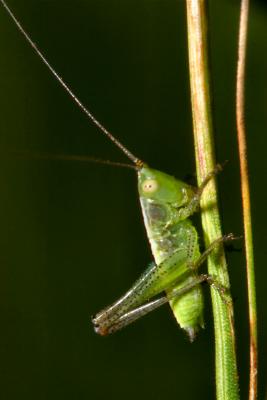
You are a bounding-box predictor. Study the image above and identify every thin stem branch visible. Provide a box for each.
[186,1,239,399]
[236,1,257,399]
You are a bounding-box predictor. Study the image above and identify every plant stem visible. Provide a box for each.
[185,1,239,399]
[236,1,257,399]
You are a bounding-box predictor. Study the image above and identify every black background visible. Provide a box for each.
[0,1,266,399]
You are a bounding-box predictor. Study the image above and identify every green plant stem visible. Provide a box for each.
[185,2,239,399]
[236,1,257,399]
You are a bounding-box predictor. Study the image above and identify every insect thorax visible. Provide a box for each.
[139,197,198,265]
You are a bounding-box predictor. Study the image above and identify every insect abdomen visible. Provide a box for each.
[140,197,204,339]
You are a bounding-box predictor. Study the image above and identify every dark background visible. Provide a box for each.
[0,1,266,399]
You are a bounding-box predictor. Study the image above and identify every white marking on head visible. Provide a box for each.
[142,179,158,193]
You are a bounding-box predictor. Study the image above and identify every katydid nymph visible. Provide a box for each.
[1,0,233,341]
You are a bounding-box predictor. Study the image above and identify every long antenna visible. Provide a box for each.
[11,150,138,171]
[0,0,143,168]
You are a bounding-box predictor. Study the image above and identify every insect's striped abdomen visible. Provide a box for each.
[166,223,204,341]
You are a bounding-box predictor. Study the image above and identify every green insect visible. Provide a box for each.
[93,162,231,340]
[1,0,232,341]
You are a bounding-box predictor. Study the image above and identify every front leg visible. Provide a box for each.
[175,163,225,220]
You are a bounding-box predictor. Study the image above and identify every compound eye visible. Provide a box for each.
[142,179,158,193]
